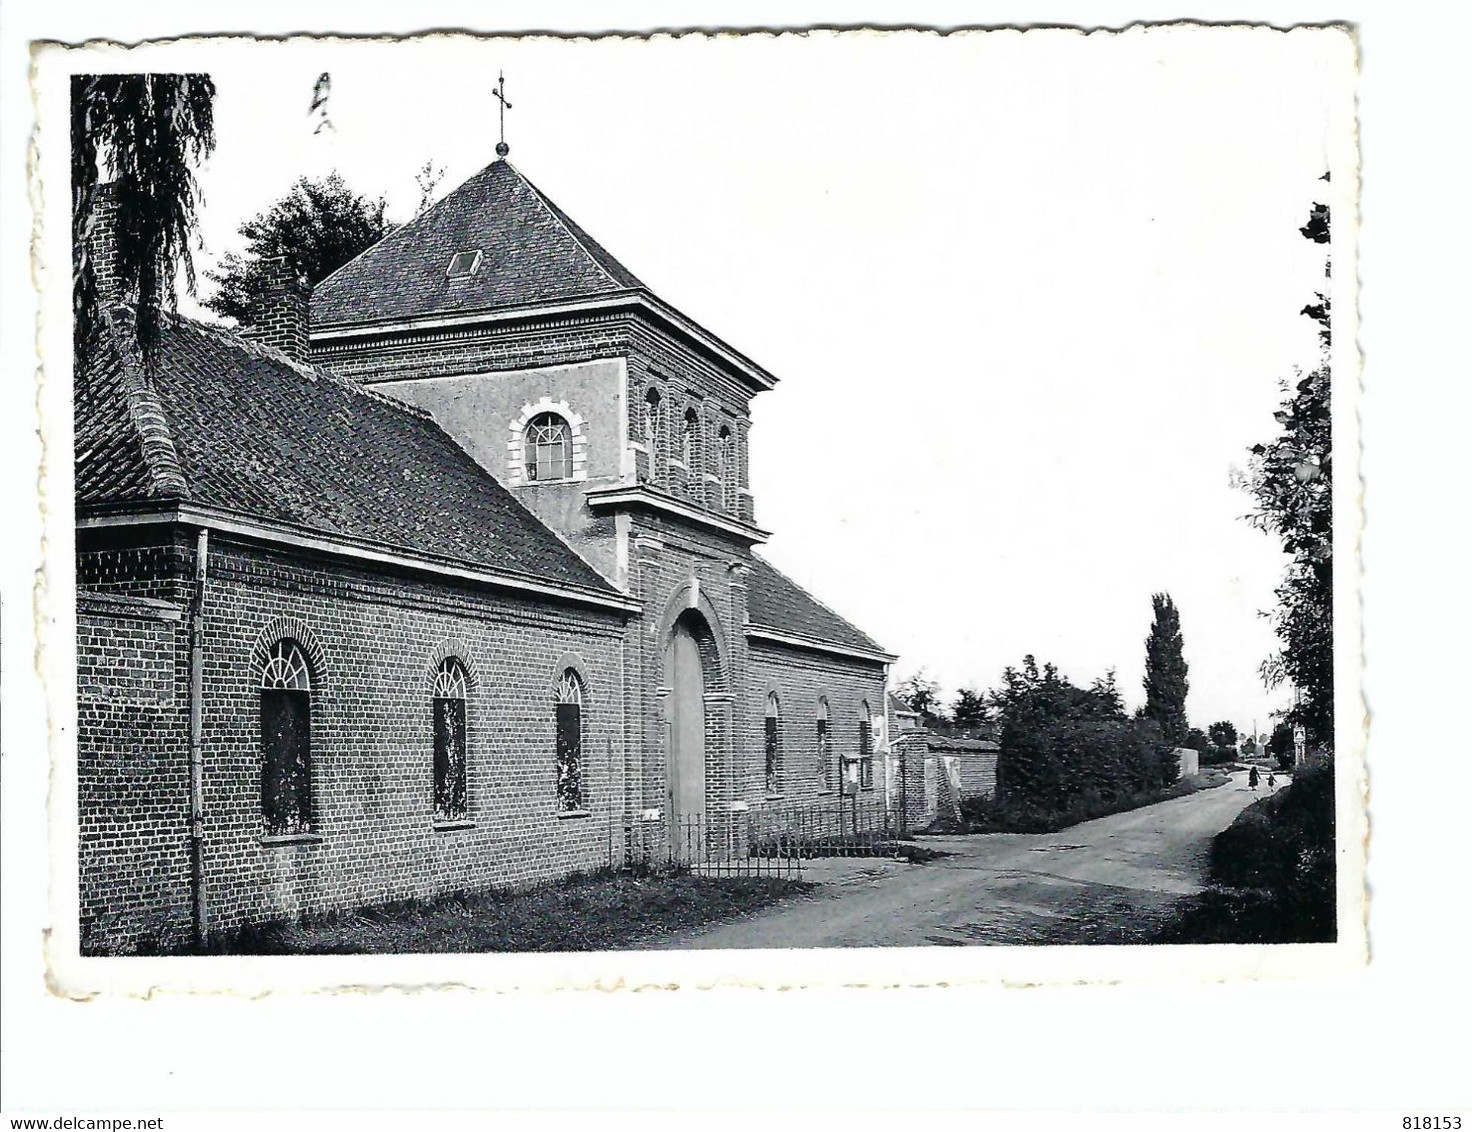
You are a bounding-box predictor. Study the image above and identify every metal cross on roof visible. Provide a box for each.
[492,71,513,158]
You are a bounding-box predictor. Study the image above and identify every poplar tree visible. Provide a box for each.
[1142,593,1189,745]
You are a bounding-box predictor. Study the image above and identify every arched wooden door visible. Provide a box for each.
[665,613,707,848]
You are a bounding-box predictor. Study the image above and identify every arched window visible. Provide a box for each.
[681,407,699,470]
[555,669,585,811]
[716,425,733,510]
[644,388,663,457]
[816,697,832,792]
[524,412,572,482]
[260,639,312,835]
[432,658,469,821]
[859,700,875,791]
[765,691,782,795]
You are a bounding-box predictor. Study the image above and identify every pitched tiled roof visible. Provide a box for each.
[924,731,1000,753]
[746,555,889,660]
[312,159,644,328]
[888,692,919,717]
[75,313,620,598]
[74,325,172,506]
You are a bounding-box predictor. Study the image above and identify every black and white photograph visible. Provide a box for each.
[14,0,1472,1122]
[34,26,1366,987]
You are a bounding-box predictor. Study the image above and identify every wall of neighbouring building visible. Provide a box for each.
[954,748,1000,799]
[888,734,1000,832]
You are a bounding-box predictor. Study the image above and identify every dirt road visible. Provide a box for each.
[647,771,1269,948]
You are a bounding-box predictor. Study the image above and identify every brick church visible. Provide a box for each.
[75,149,895,953]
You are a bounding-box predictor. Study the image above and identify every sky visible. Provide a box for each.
[148,27,1349,736]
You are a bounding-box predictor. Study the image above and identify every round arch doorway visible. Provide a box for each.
[664,608,720,849]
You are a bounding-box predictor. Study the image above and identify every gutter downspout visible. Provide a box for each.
[188,527,209,948]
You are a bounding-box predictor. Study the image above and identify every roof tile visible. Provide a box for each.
[76,314,619,598]
[312,159,643,328]
[746,555,887,658]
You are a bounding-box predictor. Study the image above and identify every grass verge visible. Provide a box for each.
[206,865,811,955]
[1155,755,1334,944]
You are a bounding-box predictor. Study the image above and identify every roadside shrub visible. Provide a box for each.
[983,655,1189,831]
[1160,753,1335,943]
[1211,755,1332,889]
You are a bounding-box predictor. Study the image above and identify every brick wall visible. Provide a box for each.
[747,639,887,811]
[311,314,630,388]
[625,515,751,855]
[956,750,999,799]
[888,736,998,832]
[375,359,625,582]
[77,527,630,950]
[619,513,884,853]
[892,733,937,831]
[198,537,628,936]
[312,309,761,527]
[77,589,193,955]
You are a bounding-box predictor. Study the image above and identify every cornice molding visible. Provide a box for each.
[77,504,640,615]
[583,485,770,545]
[745,625,896,666]
[310,292,778,392]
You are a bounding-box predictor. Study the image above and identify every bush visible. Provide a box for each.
[1158,753,1335,943]
[1212,755,1332,889]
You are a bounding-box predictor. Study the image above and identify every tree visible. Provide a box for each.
[1268,720,1296,770]
[1245,185,1333,747]
[1142,593,1190,746]
[204,173,390,327]
[1208,720,1239,749]
[72,73,217,363]
[988,656,1177,816]
[894,670,944,723]
[951,686,988,729]
[414,159,446,215]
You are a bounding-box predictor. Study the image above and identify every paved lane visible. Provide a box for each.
[646,771,1271,948]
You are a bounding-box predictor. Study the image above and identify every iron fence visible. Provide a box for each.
[621,796,908,879]
[747,797,906,860]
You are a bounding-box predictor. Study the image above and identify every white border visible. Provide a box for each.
[33,27,1366,1001]
[10,1,1470,1119]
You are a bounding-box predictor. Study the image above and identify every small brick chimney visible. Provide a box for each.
[87,182,124,307]
[247,256,310,363]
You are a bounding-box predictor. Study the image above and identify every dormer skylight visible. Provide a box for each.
[446,250,483,280]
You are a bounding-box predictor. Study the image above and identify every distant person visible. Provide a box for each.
[1248,766,1260,791]
[1268,772,1277,791]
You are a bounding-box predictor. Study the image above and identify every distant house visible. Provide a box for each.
[885,694,999,831]
[888,691,923,736]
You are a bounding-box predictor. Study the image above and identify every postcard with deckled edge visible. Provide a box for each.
[33,25,1364,997]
